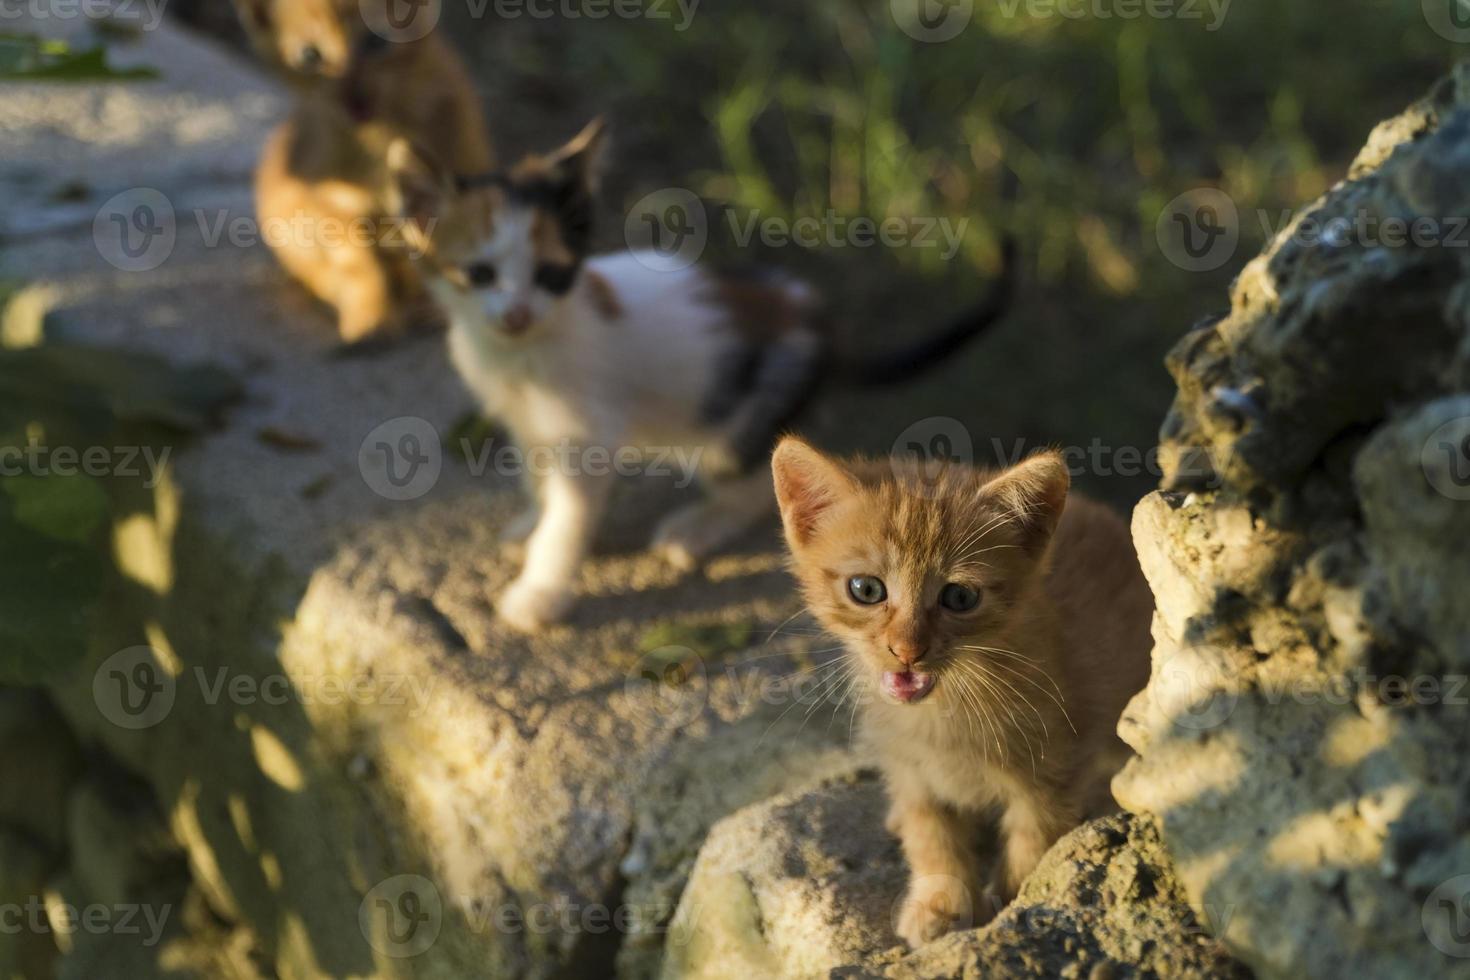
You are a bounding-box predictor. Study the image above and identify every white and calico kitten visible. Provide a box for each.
[387,119,1014,633]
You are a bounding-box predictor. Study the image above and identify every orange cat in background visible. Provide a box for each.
[771,439,1153,947]
[233,0,494,343]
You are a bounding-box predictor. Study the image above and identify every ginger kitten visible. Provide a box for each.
[233,0,494,343]
[770,438,1153,947]
[385,120,1015,633]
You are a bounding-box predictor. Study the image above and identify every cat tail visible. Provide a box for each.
[829,234,1018,388]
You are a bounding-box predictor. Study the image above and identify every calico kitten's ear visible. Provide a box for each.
[981,450,1071,555]
[772,438,859,549]
[545,117,610,197]
[386,139,453,249]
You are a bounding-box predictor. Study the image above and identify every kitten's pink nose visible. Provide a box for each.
[889,642,928,668]
[502,305,534,335]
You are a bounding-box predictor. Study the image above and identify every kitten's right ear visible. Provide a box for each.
[981,450,1071,555]
[546,117,610,198]
[231,0,272,34]
[386,139,453,247]
[772,438,858,549]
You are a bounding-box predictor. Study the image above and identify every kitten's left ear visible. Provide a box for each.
[385,139,453,252]
[982,450,1070,554]
[772,437,859,550]
[546,116,610,197]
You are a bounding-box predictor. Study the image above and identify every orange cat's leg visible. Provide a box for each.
[994,789,1077,901]
[256,125,402,343]
[328,245,397,344]
[887,787,986,947]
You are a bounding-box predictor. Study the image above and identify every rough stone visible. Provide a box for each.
[662,769,907,980]
[868,815,1249,980]
[665,773,1249,980]
[1116,64,1470,980]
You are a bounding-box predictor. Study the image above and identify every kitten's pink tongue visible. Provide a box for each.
[882,670,935,704]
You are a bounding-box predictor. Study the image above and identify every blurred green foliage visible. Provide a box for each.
[0,345,237,684]
[451,0,1450,503]
[474,1,1448,295]
[0,32,158,81]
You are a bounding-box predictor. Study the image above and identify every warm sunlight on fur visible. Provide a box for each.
[772,437,1154,946]
[234,0,494,342]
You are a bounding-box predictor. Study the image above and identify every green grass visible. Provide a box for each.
[454,1,1452,503]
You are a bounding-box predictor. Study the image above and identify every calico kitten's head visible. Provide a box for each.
[232,0,425,115]
[386,119,608,338]
[771,438,1070,708]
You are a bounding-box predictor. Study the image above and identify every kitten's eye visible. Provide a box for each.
[847,576,888,606]
[939,583,981,613]
[463,262,498,288]
[534,263,578,295]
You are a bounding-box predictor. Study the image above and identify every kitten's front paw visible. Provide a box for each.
[496,579,573,633]
[651,510,707,573]
[896,874,977,948]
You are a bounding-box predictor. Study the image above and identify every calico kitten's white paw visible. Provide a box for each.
[896,874,979,948]
[654,538,701,573]
[651,507,716,572]
[496,579,573,633]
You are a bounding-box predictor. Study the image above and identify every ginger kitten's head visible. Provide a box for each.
[771,438,1070,709]
[233,0,432,115]
[386,119,609,338]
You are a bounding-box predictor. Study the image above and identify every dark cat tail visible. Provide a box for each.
[831,234,1018,388]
